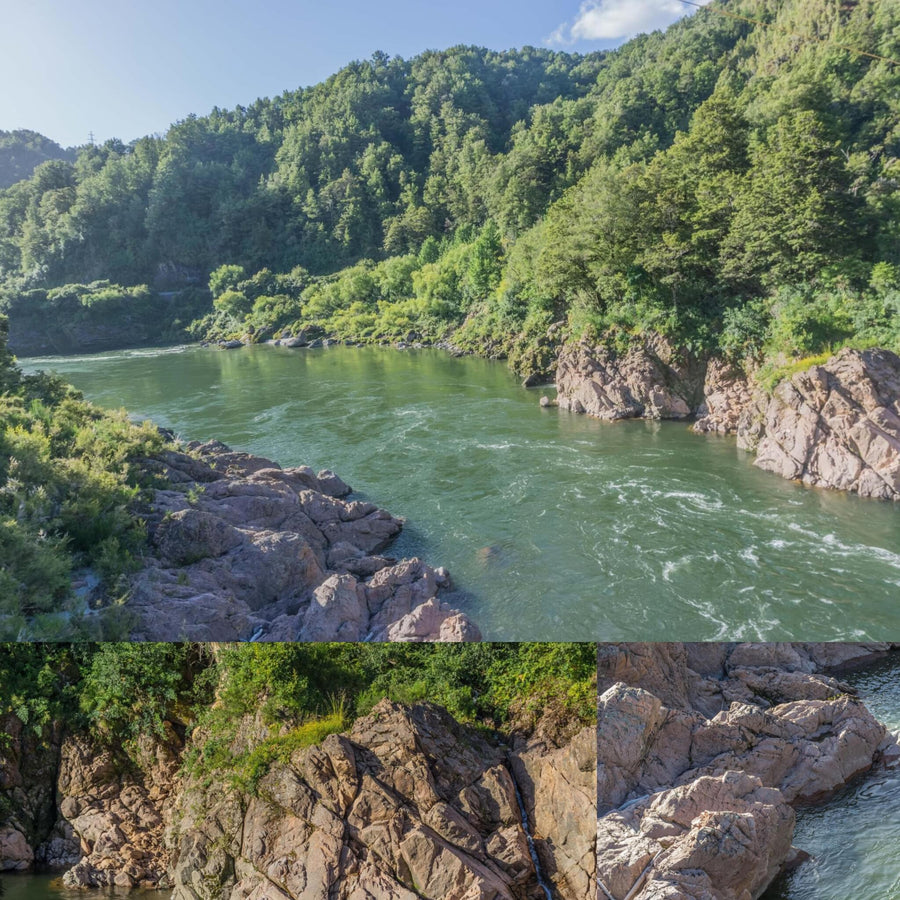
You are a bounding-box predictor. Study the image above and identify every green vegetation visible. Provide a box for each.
[0,642,596,788]
[1,0,896,371]
[0,316,166,639]
[0,129,74,190]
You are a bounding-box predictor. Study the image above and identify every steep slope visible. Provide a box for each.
[0,701,596,899]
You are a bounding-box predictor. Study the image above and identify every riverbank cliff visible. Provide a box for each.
[0,700,595,900]
[552,339,900,501]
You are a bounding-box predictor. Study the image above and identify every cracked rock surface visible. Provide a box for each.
[1,702,596,899]
[128,440,479,642]
[596,643,900,900]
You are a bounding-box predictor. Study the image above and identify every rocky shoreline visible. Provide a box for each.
[122,439,479,642]
[551,339,900,502]
[0,700,596,900]
[597,642,900,900]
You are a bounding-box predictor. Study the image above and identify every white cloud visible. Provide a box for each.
[548,0,711,45]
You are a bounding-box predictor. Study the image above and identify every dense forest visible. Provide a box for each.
[0,0,898,372]
[0,642,596,783]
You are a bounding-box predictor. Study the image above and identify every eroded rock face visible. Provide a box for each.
[2,703,594,899]
[511,725,597,900]
[0,715,76,871]
[596,643,900,900]
[555,337,705,421]
[128,441,479,642]
[554,338,900,501]
[753,348,900,500]
[58,726,183,889]
[166,701,594,900]
[693,358,760,440]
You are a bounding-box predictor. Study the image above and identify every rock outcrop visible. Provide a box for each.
[127,440,479,641]
[554,337,705,421]
[168,701,595,900]
[1,702,596,900]
[554,338,900,501]
[753,348,900,500]
[596,642,900,900]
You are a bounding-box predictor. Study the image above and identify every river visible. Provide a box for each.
[19,343,900,641]
[0,873,168,900]
[763,653,900,899]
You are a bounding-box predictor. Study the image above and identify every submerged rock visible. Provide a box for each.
[128,441,478,642]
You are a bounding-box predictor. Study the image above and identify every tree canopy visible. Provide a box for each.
[0,0,898,367]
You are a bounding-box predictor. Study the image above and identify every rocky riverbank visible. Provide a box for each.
[596,642,900,900]
[123,439,478,642]
[0,701,596,900]
[551,339,900,501]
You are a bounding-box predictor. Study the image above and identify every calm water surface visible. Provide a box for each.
[0,873,168,900]
[764,654,900,899]
[20,344,900,640]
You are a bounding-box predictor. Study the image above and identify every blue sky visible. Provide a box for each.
[0,0,705,148]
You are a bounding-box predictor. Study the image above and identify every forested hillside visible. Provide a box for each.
[0,130,75,189]
[1,0,897,369]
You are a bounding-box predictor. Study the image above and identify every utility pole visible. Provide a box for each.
[88,130,95,146]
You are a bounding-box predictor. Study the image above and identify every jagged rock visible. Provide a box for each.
[127,442,477,642]
[555,338,900,500]
[165,701,592,900]
[511,725,597,900]
[58,726,182,888]
[598,772,794,900]
[692,358,757,437]
[555,336,705,421]
[2,699,594,898]
[753,348,900,500]
[596,643,900,899]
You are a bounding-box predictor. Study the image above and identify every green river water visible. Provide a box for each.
[19,343,900,641]
[0,874,168,900]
